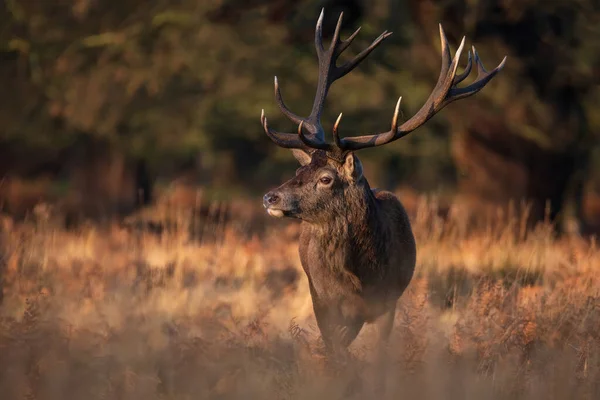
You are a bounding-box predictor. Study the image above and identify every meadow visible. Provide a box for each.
[0,189,599,400]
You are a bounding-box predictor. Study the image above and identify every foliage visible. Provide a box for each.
[0,0,599,191]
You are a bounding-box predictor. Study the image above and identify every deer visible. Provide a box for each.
[260,10,506,360]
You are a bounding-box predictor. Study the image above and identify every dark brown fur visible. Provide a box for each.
[264,150,416,353]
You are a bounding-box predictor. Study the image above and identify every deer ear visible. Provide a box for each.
[291,149,312,166]
[343,153,363,182]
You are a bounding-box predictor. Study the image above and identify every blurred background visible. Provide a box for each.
[1,0,599,233]
[2,3,600,397]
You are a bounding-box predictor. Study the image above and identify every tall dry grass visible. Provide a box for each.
[0,196,599,399]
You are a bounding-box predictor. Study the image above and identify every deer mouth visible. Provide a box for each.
[266,207,301,218]
[267,208,285,218]
[264,204,301,219]
[263,192,300,218]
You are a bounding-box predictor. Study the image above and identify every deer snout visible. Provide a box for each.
[263,191,286,218]
[263,192,280,208]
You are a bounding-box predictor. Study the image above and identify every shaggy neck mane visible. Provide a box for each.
[306,177,383,275]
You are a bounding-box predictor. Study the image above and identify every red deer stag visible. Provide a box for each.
[261,10,506,356]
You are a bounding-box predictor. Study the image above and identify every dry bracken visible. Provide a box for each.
[0,194,598,399]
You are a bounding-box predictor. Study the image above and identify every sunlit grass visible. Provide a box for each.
[0,196,598,399]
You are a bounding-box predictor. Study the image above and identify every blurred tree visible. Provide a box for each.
[405,0,600,231]
[0,0,598,230]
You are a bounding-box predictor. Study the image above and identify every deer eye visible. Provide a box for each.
[319,176,332,185]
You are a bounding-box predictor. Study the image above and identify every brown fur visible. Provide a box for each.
[264,149,416,353]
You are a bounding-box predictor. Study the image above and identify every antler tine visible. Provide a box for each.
[332,113,343,147]
[446,47,507,101]
[336,30,392,79]
[437,24,452,86]
[391,97,402,132]
[453,50,472,85]
[274,77,302,125]
[337,25,506,151]
[337,26,361,55]
[330,11,344,51]
[437,36,466,102]
[315,8,326,56]
[261,109,311,150]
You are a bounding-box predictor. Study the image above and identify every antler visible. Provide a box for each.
[261,8,392,151]
[336,25,507,151]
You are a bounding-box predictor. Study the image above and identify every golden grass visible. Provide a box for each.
[0,196,599,399]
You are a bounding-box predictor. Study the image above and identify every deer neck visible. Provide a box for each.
[304,180,380,268]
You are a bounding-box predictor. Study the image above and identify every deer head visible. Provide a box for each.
[261,9,506,221]
[262,147,366,222]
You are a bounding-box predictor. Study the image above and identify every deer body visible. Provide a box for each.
[299,183,416,348]
[260,10,505,353]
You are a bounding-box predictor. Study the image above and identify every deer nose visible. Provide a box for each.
[263,192,280,208]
